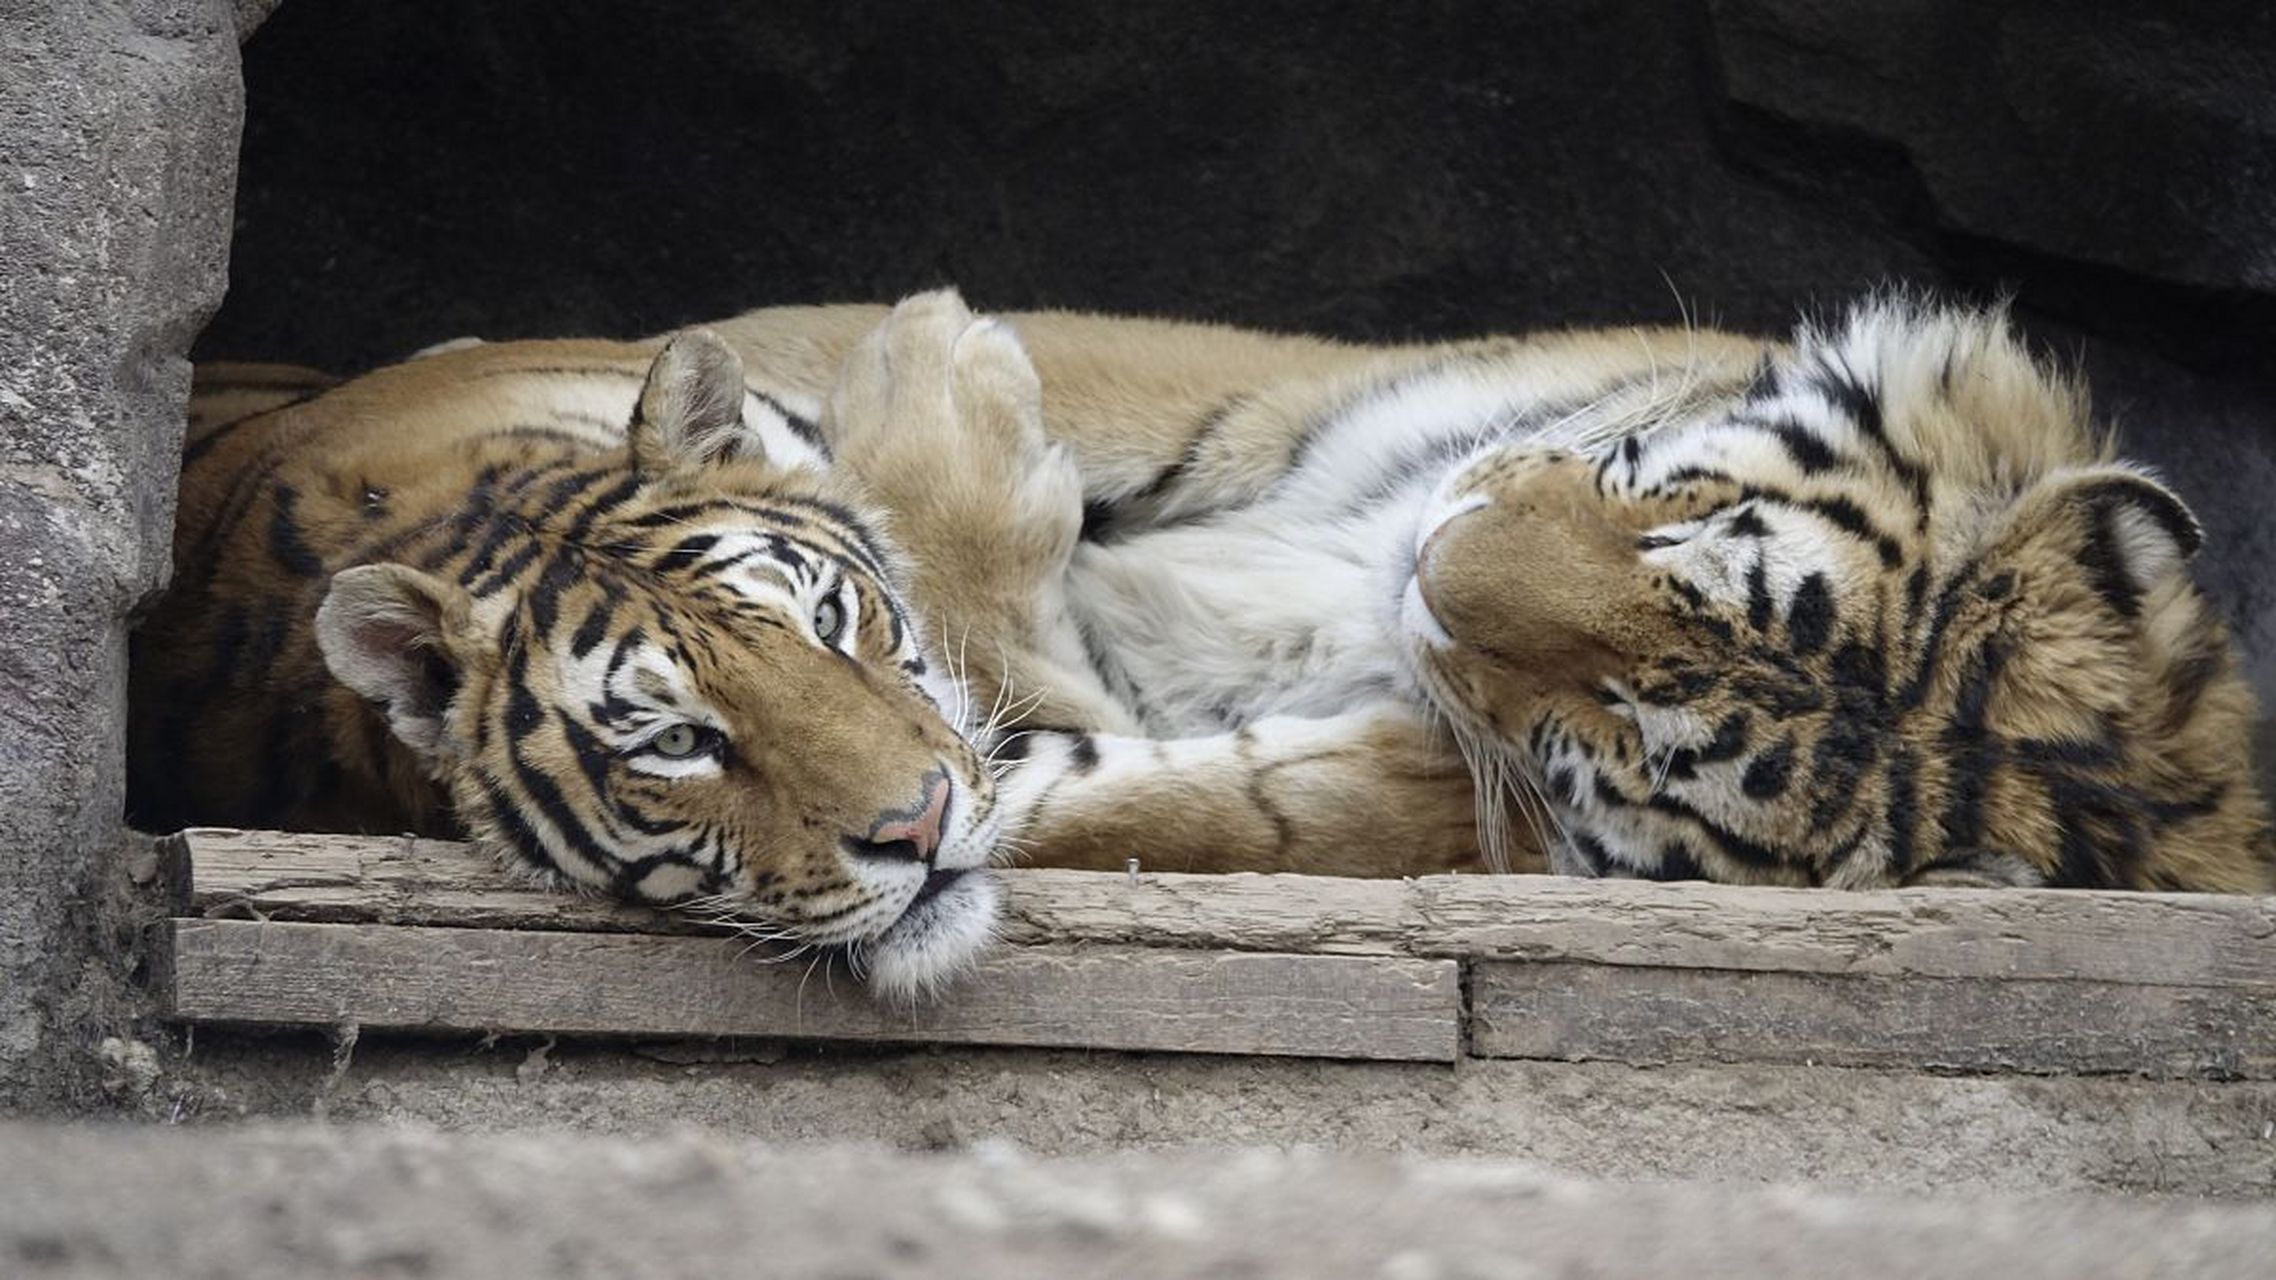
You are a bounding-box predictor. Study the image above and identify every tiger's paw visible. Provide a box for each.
[829,288,1083,565]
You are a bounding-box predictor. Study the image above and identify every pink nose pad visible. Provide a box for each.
[850,769,952,864]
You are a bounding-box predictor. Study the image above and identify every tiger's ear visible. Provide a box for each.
[315,564,491,760]
[2007,465,2203,605]
[629,328,751,474]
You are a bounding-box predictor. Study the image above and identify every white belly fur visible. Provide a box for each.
[1064,363,1547,736]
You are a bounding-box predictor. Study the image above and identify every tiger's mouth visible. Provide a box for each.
[857,865,1001,1003]
[907,865,968,911]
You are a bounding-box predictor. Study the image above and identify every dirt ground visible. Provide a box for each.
[6,1121,2275,1280]
[97,1029,2273,1200]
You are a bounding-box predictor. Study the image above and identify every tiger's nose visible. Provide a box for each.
[842,768,952,864]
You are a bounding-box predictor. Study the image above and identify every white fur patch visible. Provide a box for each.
[861,870,1001,1004]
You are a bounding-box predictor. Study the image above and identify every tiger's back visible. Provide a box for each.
[141,342,667,833]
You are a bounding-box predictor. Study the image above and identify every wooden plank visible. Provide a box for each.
[160,919,1462,1062]
[179,827,1418,950]
[1408,878,2276,989]
[180,829,2276,990]
[1470,961,2276,1079]
[177,827,689,934]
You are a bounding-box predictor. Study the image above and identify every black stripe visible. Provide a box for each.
[2158,642,2226,736]
[611,850,709,902]
[1740,735,1797,801]
[1803,708,1879,834]
[1660,710,1752,781]
[504,649,545,741]
[1786,573,1835,656]
[1654,465,1734,491]
[654,534,721,574]
[1745,556,1774,633]
[478,424,612,450]
[557,710,619,808]
[508,722,622,885]
[1644,793,1787,870]
[526,550,583,639]
[766,495,893,579]
[477,776,567,878]
[403,465,503,572]
[558,472,648,546]
[1566,833,1611,876]
[2078,504,2143,618]
[1883,743,1921,877]
[1733,485,1903,567]
[569,588,622,659]
[686,549,758,581]
[1128,394,1249,510]
[1810,356,1931,517]
[1646,840,1708,882]
[1760,418,1840,474]
[266,482,326,578]
[469,539,544,598]
[181,391,320,466]
[473,363,642,382]
[1937,638,2007,851]
[1066,733,1101,774]
[1079,500,1119,543]
[743,384,829,457]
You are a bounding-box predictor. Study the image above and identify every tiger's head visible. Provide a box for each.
[314,331,1000,998]
[1405,302,2274,892]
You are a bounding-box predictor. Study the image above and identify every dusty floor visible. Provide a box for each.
[6,1122,2275,1280]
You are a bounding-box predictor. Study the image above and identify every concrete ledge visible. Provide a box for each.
[3,1123,2272,1279]
[157,1033,2276,1200]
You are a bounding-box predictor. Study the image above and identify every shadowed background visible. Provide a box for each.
[199,0,2276,786]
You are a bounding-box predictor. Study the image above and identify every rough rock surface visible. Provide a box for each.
[1713,0,2276,294]
[200,0,2276,792]
[4,1122,2274,1279]
[0,0,243,1109]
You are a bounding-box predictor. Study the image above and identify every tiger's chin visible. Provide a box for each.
[855,867,1002,1005]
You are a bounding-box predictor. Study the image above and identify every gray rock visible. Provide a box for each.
[0,0,242,1109]
[199,2,2276,781]
[1713,0,2276,293]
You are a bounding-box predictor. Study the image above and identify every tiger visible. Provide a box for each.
[136,290,2274,999]
[844,293,2271,896]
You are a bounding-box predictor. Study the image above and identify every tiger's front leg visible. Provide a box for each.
[997,703,1521,876]
[826,290,1136,738]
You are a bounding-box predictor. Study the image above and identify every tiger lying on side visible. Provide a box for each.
[136,291,2274,997]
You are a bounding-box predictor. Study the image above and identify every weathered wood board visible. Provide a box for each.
[161,918,1463,1062]
[1471,961,2276,1079]
[177,828,2276,987]
[162,829,2276,1074]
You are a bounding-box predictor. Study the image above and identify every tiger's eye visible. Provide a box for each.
[652,724,704,757]
[813,597,846,645]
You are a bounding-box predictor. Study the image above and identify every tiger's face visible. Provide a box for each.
[1404,303,2272,892]
[315,332,1002,998]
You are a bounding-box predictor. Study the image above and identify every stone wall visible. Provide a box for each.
[0,1,243,1109]
[202,0,2276,784]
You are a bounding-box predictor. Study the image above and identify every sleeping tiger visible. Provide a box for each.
[134,291,2274,997]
